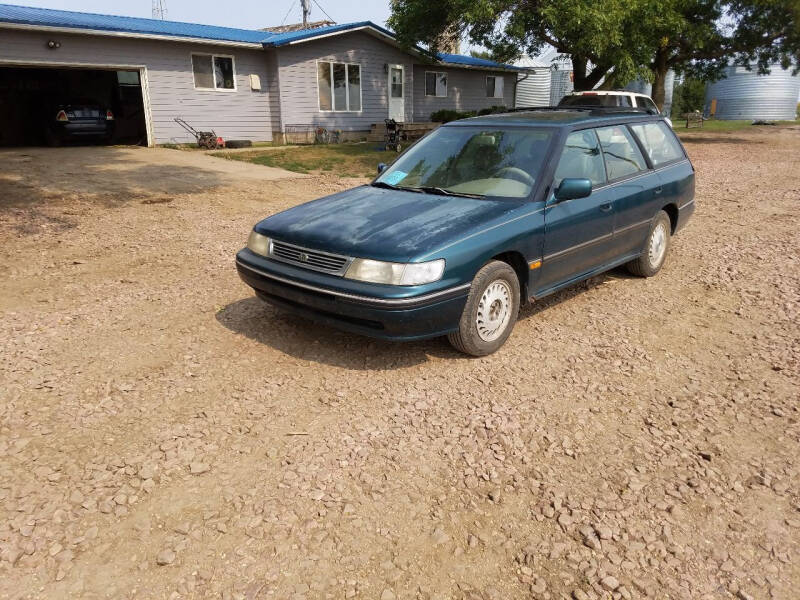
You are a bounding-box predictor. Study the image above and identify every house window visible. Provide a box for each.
[486,75,504,98]
[425,71,447,97]
[318,61,361,111]
[192,54,236,90]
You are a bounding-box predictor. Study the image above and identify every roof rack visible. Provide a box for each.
[507,105,660,116]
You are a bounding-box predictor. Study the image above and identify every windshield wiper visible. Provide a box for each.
[371,181,422,192]
[415,186,485,199]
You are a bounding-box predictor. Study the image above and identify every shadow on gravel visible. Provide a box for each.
[217,268,637,367]
[215,295,460,369]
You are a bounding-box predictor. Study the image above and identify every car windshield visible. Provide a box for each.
[374,126,554,199]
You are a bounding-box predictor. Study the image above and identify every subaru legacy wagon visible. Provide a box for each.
[236,109,694,356]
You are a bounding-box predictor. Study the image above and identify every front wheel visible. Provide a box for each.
[447,260,520,356]
[626,210,671,277]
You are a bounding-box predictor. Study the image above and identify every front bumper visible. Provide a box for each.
[235,249,469,341]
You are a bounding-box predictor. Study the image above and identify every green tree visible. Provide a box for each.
[469,49,494,60]
[638,0,799,110]
[388,0,654,92]
[388,0,799,111]
[670,77,707,118]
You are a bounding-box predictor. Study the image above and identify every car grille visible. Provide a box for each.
[269,240,351,275]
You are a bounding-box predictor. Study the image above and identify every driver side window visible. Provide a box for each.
[554,130,606,188]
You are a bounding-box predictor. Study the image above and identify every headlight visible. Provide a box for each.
[345,258,445,285]
[247,230,271,256]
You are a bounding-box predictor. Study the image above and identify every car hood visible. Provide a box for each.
[254,185,523,262]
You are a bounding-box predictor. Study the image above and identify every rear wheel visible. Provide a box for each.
[626,210,671,277]
[447,261,520,356]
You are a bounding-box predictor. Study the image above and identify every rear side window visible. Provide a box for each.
[630,122,684,166]
[616,95,633,107]
[636,96,658,112]
[595,126,647,180]
[554,130,606,187]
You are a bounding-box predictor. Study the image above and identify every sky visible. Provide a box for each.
[13,0,393,29]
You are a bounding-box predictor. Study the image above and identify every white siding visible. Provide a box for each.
[411,65,515,121]
[0,29,274,144]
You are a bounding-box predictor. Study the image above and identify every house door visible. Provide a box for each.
[388,65,405,122]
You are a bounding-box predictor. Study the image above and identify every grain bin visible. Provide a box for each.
[704,63,800,120]
[513,55,551,108]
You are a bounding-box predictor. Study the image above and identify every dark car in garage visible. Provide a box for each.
[44,98,115,146]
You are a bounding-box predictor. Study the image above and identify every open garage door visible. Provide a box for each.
[0,65,148,147]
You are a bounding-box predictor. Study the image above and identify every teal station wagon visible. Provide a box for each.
[236,108,694,355]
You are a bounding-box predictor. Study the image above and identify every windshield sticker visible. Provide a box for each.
[384,171,407,185]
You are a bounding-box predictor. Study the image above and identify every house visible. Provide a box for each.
[0,4,524,146]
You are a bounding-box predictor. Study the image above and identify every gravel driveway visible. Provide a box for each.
[1,132,798,600]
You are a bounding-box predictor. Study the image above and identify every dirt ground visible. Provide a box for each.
[0,130,798,600]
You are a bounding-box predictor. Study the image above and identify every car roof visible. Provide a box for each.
[445,108,660,128]
[570,90,650,97]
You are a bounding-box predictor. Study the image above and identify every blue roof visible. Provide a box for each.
[0,3,270,43]
[0,3,521,70]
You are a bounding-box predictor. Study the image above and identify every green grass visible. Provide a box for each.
[673,118,797,137]
[220,143,398,178]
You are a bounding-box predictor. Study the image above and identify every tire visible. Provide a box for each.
[626,210,671,277]
[447,260,520,356]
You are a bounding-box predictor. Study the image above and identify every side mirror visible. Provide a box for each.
[377,162,387,174]
[555,178,592,201]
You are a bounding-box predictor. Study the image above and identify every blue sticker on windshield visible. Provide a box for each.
[384,171,407,185]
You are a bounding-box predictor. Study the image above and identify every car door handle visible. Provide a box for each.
[654,187,663,195]
[599,204,612,212]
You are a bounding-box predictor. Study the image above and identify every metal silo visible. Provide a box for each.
[513,55,551,108]
[549,66,574,105]
[704,63,800,120]
[531,47,573,105]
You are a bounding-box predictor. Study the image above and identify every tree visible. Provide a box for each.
[670,77,707,118]
[389,0,799,111]
[637,0,799,110]
[469,49,494,60]
[388,0,654,92]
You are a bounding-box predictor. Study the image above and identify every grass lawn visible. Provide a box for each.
[221,143,399,178]
[673,118,797,138]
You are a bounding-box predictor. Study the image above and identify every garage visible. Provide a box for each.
[0,65,148,147]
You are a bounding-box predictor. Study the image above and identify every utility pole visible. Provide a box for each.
[300,0,311,27]
[152,0,167,20]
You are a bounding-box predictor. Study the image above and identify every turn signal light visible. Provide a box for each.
[56,110,68,122]
[106,109,114,120]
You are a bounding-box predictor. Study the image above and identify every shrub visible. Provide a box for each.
[477,105,508,116]
[430,109,477,123]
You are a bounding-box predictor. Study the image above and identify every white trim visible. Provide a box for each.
[424,71,447,97]
[387,63,405,121]
[315,60,363,113]
[191,52,237,92]
[0,57,154,147]
[0,22,264,48]
[138,67,155,147]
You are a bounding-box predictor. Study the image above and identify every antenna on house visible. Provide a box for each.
[300,0,311,27]
[152,0,167,20]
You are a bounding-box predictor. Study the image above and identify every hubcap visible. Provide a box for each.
[649,222,668,268]
[476,280,512,342]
